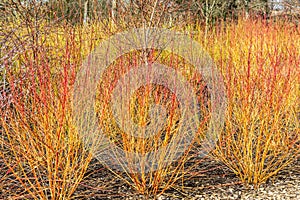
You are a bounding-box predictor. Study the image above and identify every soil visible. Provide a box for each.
[74,156,300,200]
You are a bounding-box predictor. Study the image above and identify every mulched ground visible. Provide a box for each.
[1,153,299,199]
[74,156,300,200]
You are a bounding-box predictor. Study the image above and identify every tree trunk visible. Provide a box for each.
[83,0,88,24]
[112,0,117,25]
